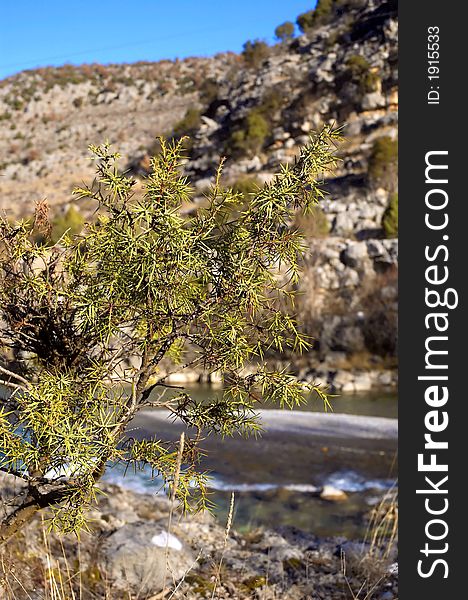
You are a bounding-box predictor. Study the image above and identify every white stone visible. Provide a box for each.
[361,92,385,110]
[151,531,183,551]
[320,485,348,502]
[353,373,373,391]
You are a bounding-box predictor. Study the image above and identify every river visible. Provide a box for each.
[105,385,398,539]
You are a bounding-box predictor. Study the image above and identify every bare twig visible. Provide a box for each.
[0,365,30,387]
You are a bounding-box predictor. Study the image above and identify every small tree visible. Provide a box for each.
[382,193,398,238]
[242,40,270,69]
[368,136,398,191]
[228,109,270,157]
[275,21,295,42]
[297,0,334,33]
[342,55,380,95]
[0,127,341,542]
[172,107,202,139]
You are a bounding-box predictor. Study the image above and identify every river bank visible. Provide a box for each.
[0,475,398,599]
[142,364,398,394]
[0,401,398,598]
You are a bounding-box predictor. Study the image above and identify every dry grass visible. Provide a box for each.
[340,487,398,599]
[210,492,235,599]
[0,523,99,600]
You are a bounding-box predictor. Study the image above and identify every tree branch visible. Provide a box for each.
[0,365,30,387]
[0,379,28,396]
[0,481,73,545]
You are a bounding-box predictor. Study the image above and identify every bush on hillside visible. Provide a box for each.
[226,88,285,158]
[242,40,270,69]
[360,268,398,357]
[342,55,380,94]
[200,78,219,106]
[275,21,296,42]
[382,193,398,238]
[172,107,202,139]
[368,136,398,190]
[297,0,334,32]
[297,0,369,33]
[227,109,269,157]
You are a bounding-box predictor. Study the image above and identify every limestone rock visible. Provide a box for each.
[342,242,369,267]
[99,522,195,596]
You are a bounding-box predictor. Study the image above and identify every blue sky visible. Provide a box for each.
[0,1,316,81]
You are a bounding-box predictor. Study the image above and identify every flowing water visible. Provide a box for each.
[0,381,397,538]
[108,385,398,539]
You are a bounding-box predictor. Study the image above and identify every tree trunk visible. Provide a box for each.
[0,481,72,545]
[0,493,41,544]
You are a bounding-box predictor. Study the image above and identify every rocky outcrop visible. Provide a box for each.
[0,0,398,386]
[99,522,195,596]
[0,0,397,220]
[182,2,397,185]
[295,237,397,378]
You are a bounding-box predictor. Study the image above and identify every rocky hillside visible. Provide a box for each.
[0,0,398,388]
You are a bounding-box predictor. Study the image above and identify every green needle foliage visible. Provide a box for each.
[0,125,341,540]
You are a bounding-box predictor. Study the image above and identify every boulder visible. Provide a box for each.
[353,372,373,392]
[320,485,348,502]
[340,268,360,288]
[194,177,213,192]
[361,91,385,110]
[332,370,354,391]
[200,116,219,132]
[99,522,196,596]
[166,369,200,384]
[366,239,385,258]
[378,371,396,387]
[334,212,355,234]
[342,242,368,267]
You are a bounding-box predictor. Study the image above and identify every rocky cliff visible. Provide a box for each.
[0,0,398,389]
